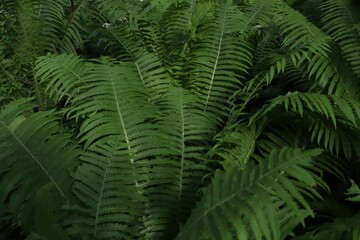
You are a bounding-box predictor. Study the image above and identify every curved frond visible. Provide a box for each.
[249,92,360,158]
[275,2,330,56]
[307,116,359,158]
[176,148,326,240]
[18,0,100,55]
[273,1,342,94]
[62,58,170,238]
[0,98,80,235]
[306,51,359,97]
[250,92,360,127]
[254,120,299,159]
[35,54,86,102]
[346,180,360,202]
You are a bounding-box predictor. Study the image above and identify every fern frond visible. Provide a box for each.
[159,0,215,87]
[67,141,147,239]
[31,185,72,240]
[18,0,98,55]
[161,0,212,57]
[320,0,360,78]
[60,0,89,54]
[239,0,277,33]
[346,180,360,202]
[252,25,284,73]
[29,0,67,52]
[136,18,164,57]
[250,92,332,126]
[64,58,161,149]
[0,98,80,234]
[305,51,359,97]
[144,87,217,238]
[307,116,359,158]
[63,58,172,238]
[35,54,86,102]
[210,124,258,169]
[295,179,360,240]
[176,148,326,240]
[250,92,360,128]
[274,1,337,91]
[275,2,330,56]
[187,0,252,120]
[107,24,172,100]
[255,120,301,159]
[249,92,360,158]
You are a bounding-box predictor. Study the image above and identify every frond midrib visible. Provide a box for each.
[178,94,185,201]
[204,3,228,111]
[135,62,146,87]
[68,0,87,22]
[242,2,264,32]
[93,156,111,239]
[55,60,84,82]
[108,69,133,162]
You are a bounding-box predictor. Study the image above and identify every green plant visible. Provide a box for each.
[1,0,360,239]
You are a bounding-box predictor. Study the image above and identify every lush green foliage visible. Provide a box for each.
[1,0,360,239]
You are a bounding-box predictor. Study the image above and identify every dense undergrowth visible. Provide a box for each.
[1,0,360,239]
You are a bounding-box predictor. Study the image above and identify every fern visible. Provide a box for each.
[320,0,360,78]
[307,116,358,158]
[2,0,360,238]
[106,24,173,101]
[176,148,326,240]
[143,87,218,238]
[271,2,356,98]
[0,99,80,237]
[276,2,330,56]
[60,0,88,54]
[28,0,67,53]
[305,51,357,97]
[67,142,148,239]
[161,0,212,57]
[294,180,360,240]
[187,0,252,120]
[249,92,360,158]
[67,58,164,147]
[210,124,258,169]
[250,92,360,127]
[53,58,169,239]
[35,54,86,102]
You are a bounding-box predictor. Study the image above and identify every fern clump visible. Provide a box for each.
[1,0,360,239]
